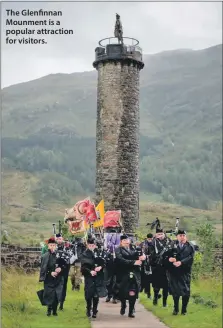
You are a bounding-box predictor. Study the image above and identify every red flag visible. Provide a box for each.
[104,210,121,228]
[85,202,97,223]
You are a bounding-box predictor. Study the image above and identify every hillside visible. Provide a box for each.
[1,44,222,239]
[1,170,222,244]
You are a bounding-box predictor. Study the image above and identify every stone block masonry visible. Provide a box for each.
[1,244,41,273]
[95,61,141,232]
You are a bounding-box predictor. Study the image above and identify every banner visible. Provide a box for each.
[104,210,121,228]
[85,202,97,223]
[93,200,105,228]
[104,233,121,252]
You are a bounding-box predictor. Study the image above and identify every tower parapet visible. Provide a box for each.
[93,37,144,70]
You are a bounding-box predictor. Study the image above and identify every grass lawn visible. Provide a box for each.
[2,268,222,328]
[140,276,222,328]
[1,269,90,328]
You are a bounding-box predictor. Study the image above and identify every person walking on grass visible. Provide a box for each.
[151,228,171,307]
[55,233,71,311]
[164,229,195,315]
[39,238,66,317]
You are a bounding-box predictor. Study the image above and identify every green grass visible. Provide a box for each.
[1,268,90,328]
[2,268,222,328]
[140,276,222,328]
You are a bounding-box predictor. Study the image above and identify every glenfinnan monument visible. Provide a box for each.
[93,14,144,233]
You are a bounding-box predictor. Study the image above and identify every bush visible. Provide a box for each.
[196,223,216,273]
[192,251,203,280]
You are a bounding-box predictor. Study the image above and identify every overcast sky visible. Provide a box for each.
[1,1,222,88]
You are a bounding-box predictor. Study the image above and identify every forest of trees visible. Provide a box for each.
[2,132,222,210]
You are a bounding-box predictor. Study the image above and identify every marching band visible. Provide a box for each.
[39,224,195,319]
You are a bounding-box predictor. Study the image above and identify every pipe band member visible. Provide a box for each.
[39,238,66,317]
[80,237,107,319]
[115,235,146,318]
[164,229,195,315]
[141,233,154,299]
[151,227,171,307]
[55,233,72,310]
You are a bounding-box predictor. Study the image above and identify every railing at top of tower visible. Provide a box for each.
[94,37,143,65]
[98,37,142,53]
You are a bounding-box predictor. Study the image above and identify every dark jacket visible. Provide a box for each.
[164,240,195,297]
[80,249,107,300]
[39,250,66,305]
[150,237,171,289]
[71,240,86,264]
[115,246,141,300]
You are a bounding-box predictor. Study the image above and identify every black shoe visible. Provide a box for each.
[181,310,187,315]
[59,303,63,310]
[163,301,167,307]
[52,312,58,316]
[158,294,162,299]
[92,313,97,318]
[106,296,111,302]
[75,285,80,291]
[128,313,135,318]
[86,310,91,317]
[112,298,117,304]
[46,307,52,316]
[153,298,158,305]
[172,310,178,315]
[120,307,125,315]
[147,294,152,299]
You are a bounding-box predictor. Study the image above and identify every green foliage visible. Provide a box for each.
[191,293,218,308]
[61,223,70,239]
[20,212,41,223]
[196,223,216,273]
[1,232,10,244]
[2,45,222,210]
[192,251,203,280]
[140,276,222,328]
[31,171,84,204]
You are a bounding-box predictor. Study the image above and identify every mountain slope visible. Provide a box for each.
[2,44,222,214]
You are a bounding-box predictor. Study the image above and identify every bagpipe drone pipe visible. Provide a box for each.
[55,249,71,268]
[93,247,108,268]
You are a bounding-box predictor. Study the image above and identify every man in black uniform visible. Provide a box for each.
[81,237,107,318]
[141,233,154,299]
[55,233,71,310]
[115,235,146,318]
[39,238,66,316]
[151,228,171,307]
[164,229,195,315]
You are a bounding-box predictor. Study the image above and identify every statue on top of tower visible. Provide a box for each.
[114,13,123,44]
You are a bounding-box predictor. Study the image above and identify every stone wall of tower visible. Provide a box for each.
[95,61,140,232]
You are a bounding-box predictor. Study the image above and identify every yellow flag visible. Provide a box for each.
[94,200,105,228]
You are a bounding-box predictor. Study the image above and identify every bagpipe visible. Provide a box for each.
[55,249,71,268]
[145,217,179,265]
[93,247,108,268]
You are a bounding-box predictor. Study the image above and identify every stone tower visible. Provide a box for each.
[93,15,144,233]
